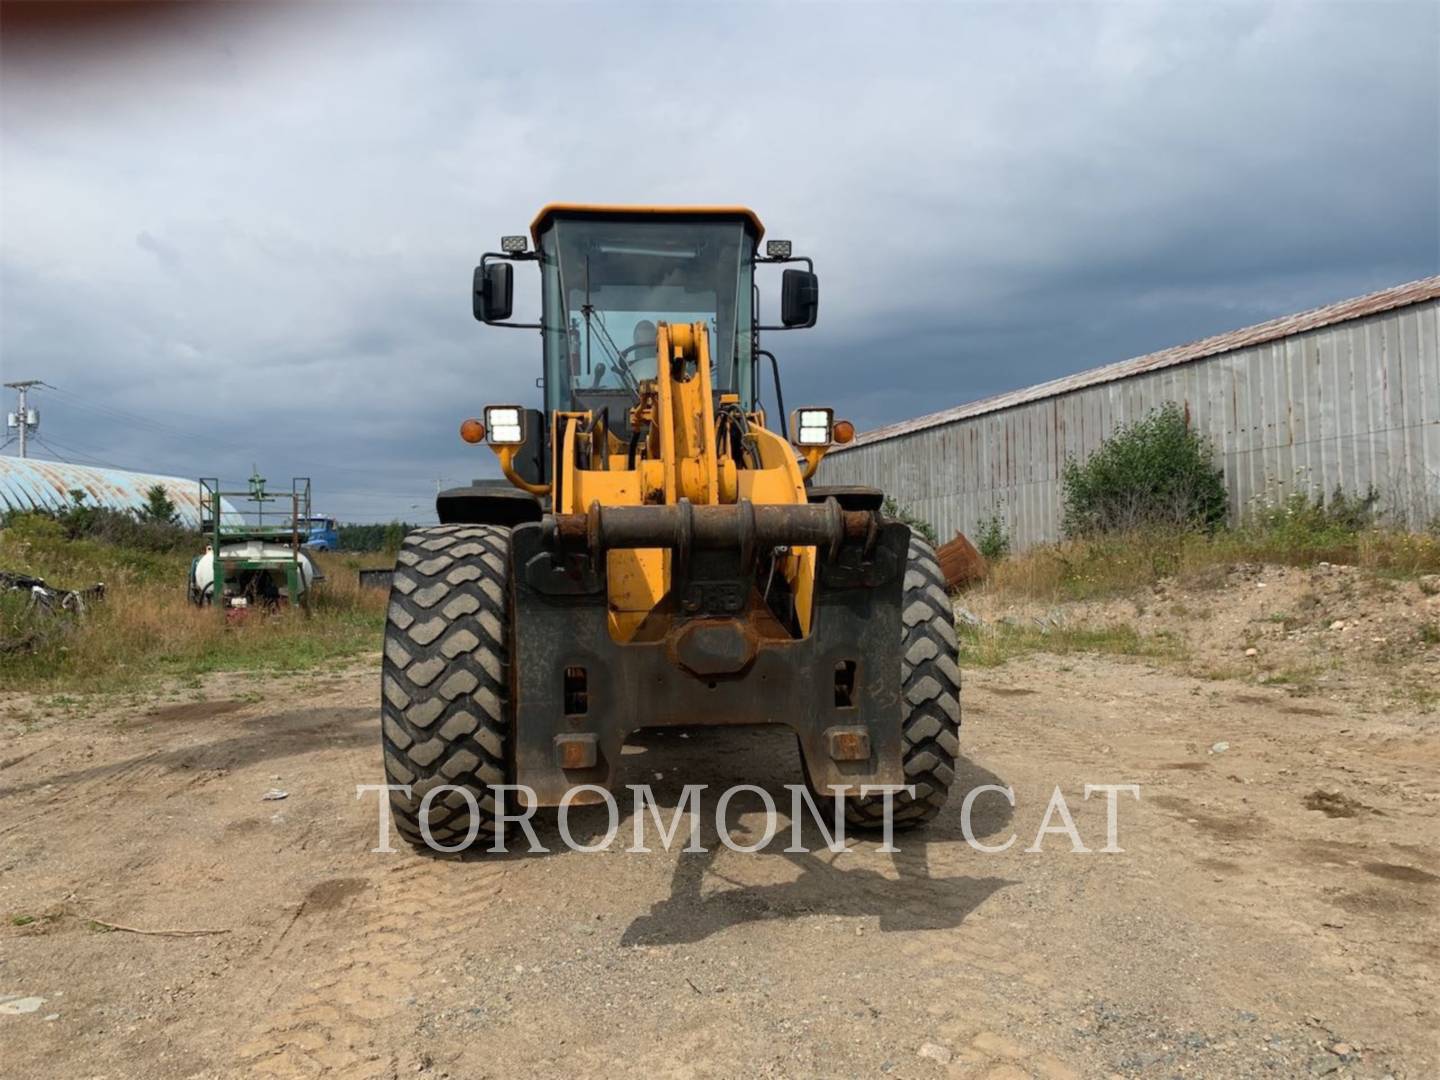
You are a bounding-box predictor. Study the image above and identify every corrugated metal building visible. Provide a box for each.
[0,458,238,528]
[821,276,1440,550]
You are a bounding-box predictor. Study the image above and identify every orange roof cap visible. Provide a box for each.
[529,203,764,244]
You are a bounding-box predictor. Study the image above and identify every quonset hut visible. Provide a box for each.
[0,458,240,528]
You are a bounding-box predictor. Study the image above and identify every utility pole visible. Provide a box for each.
[4,380,43,458]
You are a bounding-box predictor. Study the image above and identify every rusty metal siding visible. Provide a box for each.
[0,458,239,528]
[822,294,1440,550]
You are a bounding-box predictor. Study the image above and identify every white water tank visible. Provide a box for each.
[189,541,317,606]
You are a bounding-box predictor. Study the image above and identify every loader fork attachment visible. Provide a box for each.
[508,501,911,806]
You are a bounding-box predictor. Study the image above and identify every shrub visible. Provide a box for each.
[881,497,938,547]
[1061,403,1228,537]
[139,484,180,526]
[1239,485,1380,561]
[975,512,1011,561]
[2,499,197,555]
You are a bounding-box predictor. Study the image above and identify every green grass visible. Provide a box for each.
[1,512,390,694]
[1255,666,1326,693]
[979,521,1440,604]
[958,621,1185,668]
[1396,682,1440,711]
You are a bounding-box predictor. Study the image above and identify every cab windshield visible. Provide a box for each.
[539,217,754,421]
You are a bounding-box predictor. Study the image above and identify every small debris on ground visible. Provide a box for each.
[0,995,46,1016]
[916,1041,953,1064]
[955,605,984,628]
[261,789,289,801]
[1302,789,1366,818]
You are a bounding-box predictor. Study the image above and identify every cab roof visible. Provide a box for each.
[529,204,765,244]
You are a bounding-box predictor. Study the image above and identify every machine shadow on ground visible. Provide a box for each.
[620,835,1014,946]
[618,738,1015,946]
[439,725,1015,945]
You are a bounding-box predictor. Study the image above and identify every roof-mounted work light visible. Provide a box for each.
[500,235,528,254]
[766,239,792,259]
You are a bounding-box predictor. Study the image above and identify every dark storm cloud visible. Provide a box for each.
[1,1,1435,521]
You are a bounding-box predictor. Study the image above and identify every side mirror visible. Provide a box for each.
[780,268,819,327]
[473,262,514,323]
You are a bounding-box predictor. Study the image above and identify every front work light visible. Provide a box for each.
[500,235,528,253]
[485,405,525,445]
[792,407,834,446]
[766,239,792,259]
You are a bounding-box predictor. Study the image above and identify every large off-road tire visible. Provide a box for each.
[379,524,512,849]
[845,533,962,830]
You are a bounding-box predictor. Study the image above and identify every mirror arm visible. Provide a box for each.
[755,255,814,272]
[480,251,541,263]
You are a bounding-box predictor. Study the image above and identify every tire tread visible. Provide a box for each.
[380,525,512,846]
[846,533,962,829]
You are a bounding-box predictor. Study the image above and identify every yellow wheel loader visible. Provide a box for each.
[380,205,960,848]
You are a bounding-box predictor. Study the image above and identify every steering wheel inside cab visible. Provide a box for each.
[591,343,653,394]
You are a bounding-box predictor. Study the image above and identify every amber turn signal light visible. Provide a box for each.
[459,417,486,444]
[833,419,856,445]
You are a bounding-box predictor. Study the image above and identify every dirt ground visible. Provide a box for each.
[3,580,1439,1078]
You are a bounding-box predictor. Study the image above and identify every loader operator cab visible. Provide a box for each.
[448,205,828,531]
[471,205,818,444]
[542,215,752,428]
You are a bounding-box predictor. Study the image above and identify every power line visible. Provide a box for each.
[44,384,239,447]
[30,438,83,466]
[30,435,113,468]
[29,437,74,465]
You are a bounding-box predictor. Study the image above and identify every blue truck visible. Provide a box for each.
[301,516,339,551]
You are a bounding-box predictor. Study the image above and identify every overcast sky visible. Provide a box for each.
[2,1,1436,522]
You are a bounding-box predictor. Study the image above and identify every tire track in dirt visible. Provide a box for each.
[5,752,180,843]
[237,857,507,1077]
